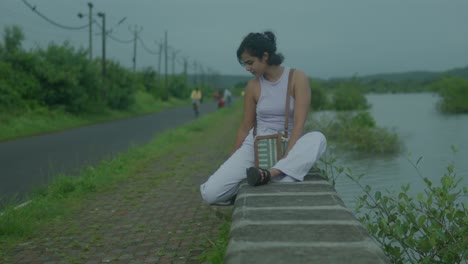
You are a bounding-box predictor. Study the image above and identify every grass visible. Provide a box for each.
[200,221,232,263]
[0,102,242,261]
[0,91,188,142]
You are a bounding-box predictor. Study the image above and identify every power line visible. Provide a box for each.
[138,36,158,55]
[93,19,132,44]
[107,34,133,44]
[21,0,88,30]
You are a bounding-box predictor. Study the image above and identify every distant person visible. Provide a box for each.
[200,31,327,205]
[191,87,202,117]
[224,88,232,107]
[212,91,220,101]
[218,97,225,108]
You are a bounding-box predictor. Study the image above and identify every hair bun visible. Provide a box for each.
[263,31,276,43]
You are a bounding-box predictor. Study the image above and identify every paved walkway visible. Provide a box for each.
[4,112,237,264]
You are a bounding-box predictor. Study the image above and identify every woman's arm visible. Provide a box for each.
[284,70,311,156]
[230,80,257,156]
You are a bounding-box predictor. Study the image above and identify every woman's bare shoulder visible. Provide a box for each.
[291,68,308,80]
[246,78,260,88]
[244,78,260,97]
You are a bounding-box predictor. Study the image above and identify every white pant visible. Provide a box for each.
[200,128,327,205]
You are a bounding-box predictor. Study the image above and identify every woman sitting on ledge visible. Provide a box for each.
[200,31,327,205]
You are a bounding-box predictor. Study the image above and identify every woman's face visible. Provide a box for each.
[240,51,268,78]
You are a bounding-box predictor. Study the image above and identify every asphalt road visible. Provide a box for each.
[0,101,219,205]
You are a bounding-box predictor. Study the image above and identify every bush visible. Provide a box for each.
[331,80,370,111]
[140,67,164,100]
[0,60,39,112]
[307,111,400,154]
[105,61,136,110]
[348,148,468,263]
[34,42,102,113]
[310,79,330,111]
[168,76,189,99]
[431,76,468,114]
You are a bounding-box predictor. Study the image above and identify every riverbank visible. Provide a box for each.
[0,104,241,263]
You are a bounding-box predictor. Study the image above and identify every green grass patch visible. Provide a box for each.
[199,221,231,263]
[0,91,187,142]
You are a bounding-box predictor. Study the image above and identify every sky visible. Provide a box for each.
[1,0,467,79]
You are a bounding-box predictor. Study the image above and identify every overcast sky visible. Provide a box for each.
[1,0,467,79]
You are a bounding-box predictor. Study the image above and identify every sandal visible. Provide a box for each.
[246,167,271,186]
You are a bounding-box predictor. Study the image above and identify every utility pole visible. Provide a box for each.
[97,12,106,100]
[88,3,93,61]
[171,49,180,75]
[157,41,163,76]
[78,2,93,61]
[183,56,188,77]
[200,65,205,86]
[182,56,188,88]
[193,61,198,85]
[130,25,143,72]
[164,30,168,101]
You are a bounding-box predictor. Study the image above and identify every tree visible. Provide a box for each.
[2,25,24,54]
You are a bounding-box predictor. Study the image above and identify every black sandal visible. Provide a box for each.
[246,167,271,186]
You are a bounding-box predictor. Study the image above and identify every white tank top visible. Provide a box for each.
[256,67,294,133]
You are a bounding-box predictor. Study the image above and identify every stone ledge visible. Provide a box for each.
[224,174,389,264]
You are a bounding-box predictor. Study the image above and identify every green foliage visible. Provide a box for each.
[316,152,344,187]
[309,79,330,111]
[104,61,136,110]
[331,79,370,111]
[140,67,165,99]
[34,42,102,113]
[0,25,192,117]
[168,76,189,99]
[199,221,231,263]
[0,61,33,112]
[1,25,24,54]
[307,111,400,154]
[431,76,468,113]
[347,150,467,263]
[0,48,41,112]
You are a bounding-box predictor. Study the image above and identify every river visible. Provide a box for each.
[316,93,468,210]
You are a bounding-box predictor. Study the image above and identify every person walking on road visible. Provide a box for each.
[200,31,327,205]
[191,87,202,117]
[224,88,232,107]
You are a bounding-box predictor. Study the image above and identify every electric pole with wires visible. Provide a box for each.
[97,12,106,101]
[77,2,93,61]
[130,25,143,72]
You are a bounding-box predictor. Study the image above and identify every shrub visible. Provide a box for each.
[331,79,369,111]
[168,76,189,99]
[431,76,468,114]
[34,42,101,113]
[348,148,468,263]
[0,61,39,112]
[307,111,400,154]
[310,79,330,111]
[104,61,136,110]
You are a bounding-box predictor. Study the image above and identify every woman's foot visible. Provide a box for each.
[246,167,271,186]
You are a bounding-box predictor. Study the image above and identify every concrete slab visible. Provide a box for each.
[230,223,370,242]
[235,194,346,208]
[225,243,389,264]
[232,208,356,222]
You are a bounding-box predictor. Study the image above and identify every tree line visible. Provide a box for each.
[0,25,206,117]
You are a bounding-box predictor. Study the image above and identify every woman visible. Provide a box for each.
[200,31,327,205]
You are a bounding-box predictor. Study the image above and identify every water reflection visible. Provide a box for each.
[310,93,468,209]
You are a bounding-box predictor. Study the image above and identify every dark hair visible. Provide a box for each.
[236,31,284,66]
